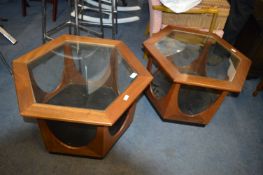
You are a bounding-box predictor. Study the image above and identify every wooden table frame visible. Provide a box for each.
[144,26,251,125]
[152,5,219,33]
[13,35,152,157]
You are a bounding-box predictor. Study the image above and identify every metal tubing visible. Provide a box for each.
[78,23,101,36]
[74,0,80,35]
[46,21,71,36]
[98,0,104,38]
[0,51,12,75]
[42,0,47,43]
[41,0,103,40]
[111,0,115,39]
[0,26,17,44]
[114,0,118,34]
[68,0,72,34]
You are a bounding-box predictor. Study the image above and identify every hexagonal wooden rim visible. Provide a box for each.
[143,25,251,92]
[13,35,152,126]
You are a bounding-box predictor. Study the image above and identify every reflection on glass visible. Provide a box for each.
[28,47,64,93]
[28,42,136,110]
[150,60,172,99]
[155,30,240,81]
[178,85,220,115]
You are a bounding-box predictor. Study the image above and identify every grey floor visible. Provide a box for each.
[0,1,263,175]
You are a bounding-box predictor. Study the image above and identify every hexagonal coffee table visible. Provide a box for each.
[144,26,251,125]
[13,35,152,158]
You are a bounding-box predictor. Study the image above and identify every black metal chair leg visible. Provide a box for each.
[0,52,13,75]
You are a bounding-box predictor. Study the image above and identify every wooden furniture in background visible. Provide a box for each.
[162,0,230,31]
[152,5,219,33]
[144,26,251,125]
[22,0,58,21]
[12,35,152,158]
[148,0,230,36]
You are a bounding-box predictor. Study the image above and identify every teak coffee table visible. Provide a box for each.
[13,35,152,158]
[144,26,251,125]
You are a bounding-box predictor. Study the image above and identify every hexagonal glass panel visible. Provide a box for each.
[155,30,240,81]
[28,42,137,110]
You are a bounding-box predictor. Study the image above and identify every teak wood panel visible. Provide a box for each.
[38,104,136,158]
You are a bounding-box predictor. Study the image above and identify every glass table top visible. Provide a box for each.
[155,30,240,81]
[28,42,137,110]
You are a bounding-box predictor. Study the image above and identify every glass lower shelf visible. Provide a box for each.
[47,84,118,110]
